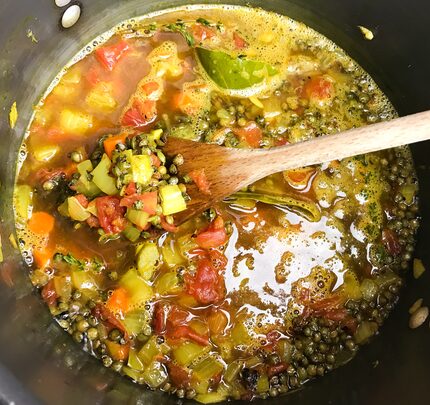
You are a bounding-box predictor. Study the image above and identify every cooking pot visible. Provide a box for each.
[0,1,429,404]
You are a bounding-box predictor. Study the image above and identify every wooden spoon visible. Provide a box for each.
[163,110,430,224]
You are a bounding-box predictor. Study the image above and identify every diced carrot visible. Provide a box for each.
[303,76,333,100]
[150,153,161,168]
[103,133,128,158]
[106,287,130,314]
[105,340,130,361]
[208,310,228,335]
[171,91,195,114]
[33,247,54,269]
[28,212,55,236]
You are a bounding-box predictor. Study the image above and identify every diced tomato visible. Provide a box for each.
[189,169,211,195]
[167,306,190,326]
[233,32,247,49]
[382,228,402,256]
[185,257,225,304]
[171,325,210,346]
[207,249,228,271]
[95,196,127,234]
[153,302,168,334]
[267,362,288,377]
[95,40,130,71]
[41,280,58,306]
[124,182,137,196]
[266,330,281,344]
[122,99,157,128]
[93,304,129,340]
[168,363,191,388]
[304,76,333,100]
[195,216,227,249]
[141,81,160,97]
[275,137,290,146]
[45,126,67,142]
[233,122,263,148]
[120,191,158,215]
[75,194,89,208]
[192,24,215,42]
[160,216,179,233]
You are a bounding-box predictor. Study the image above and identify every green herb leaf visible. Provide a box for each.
[196,18,211,26]
[196,47,278,90]
[166,23,195,47]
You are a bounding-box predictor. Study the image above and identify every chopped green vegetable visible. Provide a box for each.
[142,361,168,388]
[136,242,160,280]
[127,209,150,229]
[131,155,153,185]
[119,268,153,306]
[160,184,187,215]
[196,47,278,90]
[256,375,269,393]
[9,102,18,129]
[173,341,209,367]
[75,160,101,197]
[122,310,150,337]
[67,196,90,221]
[166,22,195,47]
[123,225,141,242]
[91,153,117,195]
[138,336,170,365]
[14,184,33,225]
[155,271,182,295]
[195,392,228,404]
[33,145,59,162]
[413,258,426,279]
[192,356,224,381]
[128,349,145,371]
[161,241,185,267]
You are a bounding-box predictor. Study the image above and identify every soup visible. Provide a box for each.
[14,5,419,403]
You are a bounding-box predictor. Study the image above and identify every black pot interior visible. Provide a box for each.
[0,1,429,404]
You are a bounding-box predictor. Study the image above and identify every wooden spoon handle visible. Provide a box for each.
[252,110,430,177]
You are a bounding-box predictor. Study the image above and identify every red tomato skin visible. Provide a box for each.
[120,191,158,215]
[189,169,211,195]
[304,76,333,100]
[95,40,129,71]
[233,122,263,148]
[95,196,126,234]
[195,216,227,249]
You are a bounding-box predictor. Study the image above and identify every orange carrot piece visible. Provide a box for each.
[33,247,54,269]
[103,133,128,158]
[106,287,130,314]
[28,212,55,236]
[105,340,130,361]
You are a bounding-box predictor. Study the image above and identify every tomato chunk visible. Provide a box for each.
[304,76,333,100]
[195,216,227,249]
[95,196,126,234]
[95,40,129,71]
[189,169,211,195]
[120,191,158,215]
[233,122,263,148]
[122,99,157,128]
[192,24,215,42]
[185,257,225,304]
[233,32,248,49]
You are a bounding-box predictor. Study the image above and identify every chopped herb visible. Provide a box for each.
[55,252,86,271]
[166,23,195,47]
[196,18,211,26]
[26,29,38,43]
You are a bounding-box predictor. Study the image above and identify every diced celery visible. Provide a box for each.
[147,129,163,143]
[128,349,145,371]
[138,336,170,365]
[177,233,198,256]
[195,392,228,404]
[193,379,210,395]
[57,200,69,217]
[231,323,252,347]
[173,342,209,367]
[278,339,294,363]
[75,160,102,197]
[160,185,187,215]
[142,361,168,388]
[127,209,149,229]
[161,241,185,267]
[256,375,269,393]
[131,155,153,185]
[59,109,93,135]
[342,270,362,300]
[91,154,117,195]
[119,268,154,306]
[14,184,33,225]
[122,366,144,382]
[192,356,224,381]
[122,310,149,337]
[136,242,160,280]
[155,271,181,295]
[86,82,117,112]
[67,196,90,221]
[224,360,244,383]
[71,270,98,290]
[33,144,59,162]
[123,225,141,242]
[86,200,98,216]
